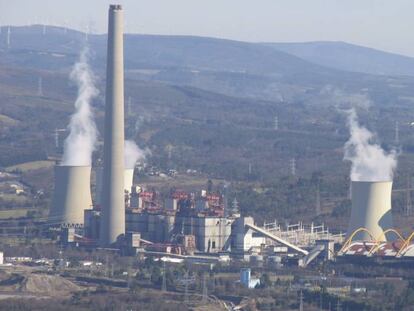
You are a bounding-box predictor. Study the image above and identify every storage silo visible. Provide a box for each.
[49,165,93,226]
[347,181,393,241]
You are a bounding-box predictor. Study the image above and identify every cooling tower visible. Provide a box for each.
[94,166,104,206]
[95,167,134,206]
[347,181,393,241]
[124,168,134,193]
[50,165,93,226]
[100,4,125,246]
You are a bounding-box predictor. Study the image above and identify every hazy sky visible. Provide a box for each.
[2,0,414,57]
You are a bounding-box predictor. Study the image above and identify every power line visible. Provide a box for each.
[184,271,189,304]
[290,158,296,176]
[316,181,321,216]
[395,121,400,145]
[407,175,412,216]
[38,76,43,96]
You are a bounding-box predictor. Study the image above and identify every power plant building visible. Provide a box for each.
[125,212,233,253]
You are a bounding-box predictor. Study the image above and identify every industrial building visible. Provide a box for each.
[48,4,414,269]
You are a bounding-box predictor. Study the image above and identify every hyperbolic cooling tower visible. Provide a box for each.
[347,181,393,241]
[124,168,134,193]
[50,165,93,226]
[100,4,125,246]
[95,167,134,206]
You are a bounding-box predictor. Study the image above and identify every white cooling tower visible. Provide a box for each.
[347,181,393,241]
[95,166,104,206]
[95,167,134,206]
[124,168,134,193]
[49,165,93,226]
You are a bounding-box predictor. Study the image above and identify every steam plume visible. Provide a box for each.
[344,109,397,181]
[61,48,98,166]
[124,140,149,169]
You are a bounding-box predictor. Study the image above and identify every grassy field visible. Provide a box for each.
[6,160,55,172]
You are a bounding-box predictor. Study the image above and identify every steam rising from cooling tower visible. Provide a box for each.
[344,109,395,241]
[61,48,98,166]
[344,109,398,181]
[124,140,149,169]
[49,48,97,227]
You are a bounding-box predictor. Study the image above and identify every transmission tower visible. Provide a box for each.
[231,197,239,214]
[184,271,189,303]
[336,299,342,311]
[201,273,208,303]
[290,158,296,176]
[127,96,132,116]
[274,116,279,130]
[407,175,412,216]
[161,261,167,291]
[54,128,66,150]
[223,183,229,217]
[63,20,68,34]
[6,26,10,49]
[316,182,321,216]
[395,121,400,144]
[127,259,132,289]
[319,290,323,311]
[105,254,110,277]
[166,144,173,160]
[84,24,89,41]
[38,76,43,96]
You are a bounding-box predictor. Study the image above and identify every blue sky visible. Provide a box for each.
[1,0,413,56]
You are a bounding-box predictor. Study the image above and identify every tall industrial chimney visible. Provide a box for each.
[100,4,125,246]
[347,181,394,241]
[50,165,93,226]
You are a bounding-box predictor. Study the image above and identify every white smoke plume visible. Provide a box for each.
[124,140,149,169]
[61,48,98,166]
[344,109,398,181]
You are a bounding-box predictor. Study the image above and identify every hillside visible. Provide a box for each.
[0,26,368,103]
[264,41,414,76]
[1,26,414,224]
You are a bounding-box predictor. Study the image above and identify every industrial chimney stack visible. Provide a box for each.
[100,4,125,246]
